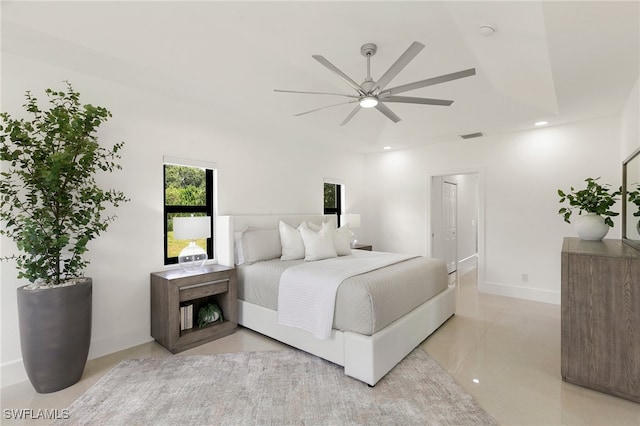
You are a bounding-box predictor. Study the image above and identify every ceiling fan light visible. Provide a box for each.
[360,96,378,108]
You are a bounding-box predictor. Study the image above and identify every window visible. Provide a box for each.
[324,182,342,226]
[163,163,215,265]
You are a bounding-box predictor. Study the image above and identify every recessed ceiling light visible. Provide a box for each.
[534,121,548,127]
[383,146,392,150]
[479,25,496,37]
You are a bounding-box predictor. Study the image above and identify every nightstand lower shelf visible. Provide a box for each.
[175,321,236,351]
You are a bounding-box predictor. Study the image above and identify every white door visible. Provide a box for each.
[442,182,458,274]
[431,172,481,289]
[431,178,458,275]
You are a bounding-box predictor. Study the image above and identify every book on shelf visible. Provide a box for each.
[180,303,194,331]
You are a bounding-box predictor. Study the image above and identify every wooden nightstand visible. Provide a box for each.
[353,244,373,251]
[150,264,237,353]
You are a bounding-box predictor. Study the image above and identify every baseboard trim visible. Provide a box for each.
[1,328,153,389]
[87,327,153,361]
[1,359,27,389]
[457,255,478,276]
[480,281,560,305]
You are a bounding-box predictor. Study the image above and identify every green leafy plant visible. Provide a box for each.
[0,82,128,285]
[197,303,223,328]
[558,177,620,227]
[626,183,640,218]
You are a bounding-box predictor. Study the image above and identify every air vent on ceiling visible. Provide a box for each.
[460,132,484,139]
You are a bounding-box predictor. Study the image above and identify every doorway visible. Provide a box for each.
[431,180,458,275]
[429,172,482,288]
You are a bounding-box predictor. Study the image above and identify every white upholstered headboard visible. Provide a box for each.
[215,214,335,267]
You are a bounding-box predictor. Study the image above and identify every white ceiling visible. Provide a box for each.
[2,1,639,153]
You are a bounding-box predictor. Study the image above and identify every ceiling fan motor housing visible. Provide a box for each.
[360,43,377,57]
[360,80,376,93]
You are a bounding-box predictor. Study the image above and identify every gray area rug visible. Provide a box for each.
[57,348,496,425]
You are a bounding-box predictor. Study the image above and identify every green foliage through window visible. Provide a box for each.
[324,183,337,209]
[165,165,206,206]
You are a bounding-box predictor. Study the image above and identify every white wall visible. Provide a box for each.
[0,52,366,387]
[365,116,622,304]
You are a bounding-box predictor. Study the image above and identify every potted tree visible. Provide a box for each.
[0,82,128,393]
[557,177,620,240]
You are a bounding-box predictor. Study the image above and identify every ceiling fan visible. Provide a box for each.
[275,41,476,126]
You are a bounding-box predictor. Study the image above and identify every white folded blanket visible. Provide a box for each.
[277,250,416,339]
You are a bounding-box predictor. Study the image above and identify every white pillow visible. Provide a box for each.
[240,228,281,264]
[234,226,260,265]
[300,222,337,261]
[234,231,245,265]
[279,221,305,260]
[333,224,352,256]
[306,221,322,232]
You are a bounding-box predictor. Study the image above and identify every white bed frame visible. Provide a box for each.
[215,214,456,385]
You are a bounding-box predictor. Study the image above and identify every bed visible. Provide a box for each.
[215,214,455,385]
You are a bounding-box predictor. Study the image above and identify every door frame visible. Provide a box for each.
[426,167,485,288]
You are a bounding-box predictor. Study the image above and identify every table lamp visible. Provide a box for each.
[173,216,211,271]
[340,213,361,247]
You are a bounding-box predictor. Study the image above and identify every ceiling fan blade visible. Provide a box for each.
[312,55,365,95]
[380,68,476,97]
[274,89,359,99]
[293,100,358,117]
[340,105,361,126]
[375,102,401,123]
[373,41,425,92]
[381,96,454,106]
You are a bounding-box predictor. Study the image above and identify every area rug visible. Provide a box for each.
[56,348,496,425]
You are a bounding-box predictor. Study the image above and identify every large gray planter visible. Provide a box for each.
[17,278,92,393]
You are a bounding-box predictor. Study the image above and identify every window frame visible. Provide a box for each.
[323,180,343,227]
[163,161,216,266]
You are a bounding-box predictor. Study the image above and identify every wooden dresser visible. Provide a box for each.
[561,238,640,402]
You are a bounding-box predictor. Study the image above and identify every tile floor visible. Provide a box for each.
[2,268,639,425]
[421,271,640,425]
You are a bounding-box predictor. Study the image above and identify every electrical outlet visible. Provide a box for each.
[521,273,529,282]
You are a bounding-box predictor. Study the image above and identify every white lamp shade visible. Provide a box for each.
[341,214,361,229]
[173,216,211,240]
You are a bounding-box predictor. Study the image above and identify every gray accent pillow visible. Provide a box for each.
[241,228,282,264]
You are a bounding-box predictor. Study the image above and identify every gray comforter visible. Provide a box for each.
[237,252,448,335]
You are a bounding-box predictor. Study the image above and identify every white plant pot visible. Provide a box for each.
[574,213,609,241]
